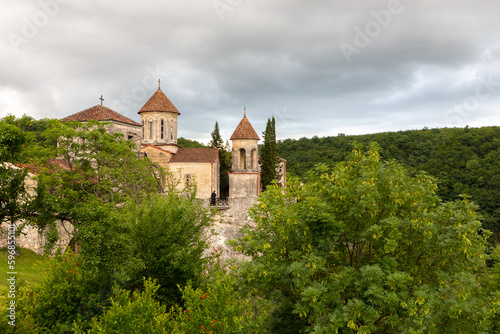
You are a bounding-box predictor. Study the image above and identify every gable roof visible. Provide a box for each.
[170,148,219,163]
[138,89,180,115]
[230,115,260,140]
[141,144,176,155]
[61,105,141,127]
[15,158,71,175]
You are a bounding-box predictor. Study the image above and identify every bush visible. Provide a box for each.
[31,251,109,333]
[168,268,270,333]
[0,278,38,333]
[78,278,169,334]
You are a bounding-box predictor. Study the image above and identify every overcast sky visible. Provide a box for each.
[1,0,499,143]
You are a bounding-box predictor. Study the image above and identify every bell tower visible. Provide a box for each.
[229,108,261,198]
[138,80,180,153]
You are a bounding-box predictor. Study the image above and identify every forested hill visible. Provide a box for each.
[277,126,500,242]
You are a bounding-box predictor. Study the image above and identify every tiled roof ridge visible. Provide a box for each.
[141,144,176,154]
[138,89,180,115]
[61,105,141,126]
[230,115,260,140]
[170,147,219,163]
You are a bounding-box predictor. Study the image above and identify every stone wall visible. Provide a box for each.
[205,197,258,262]
[108,121,142,150]
[170,161,219,199]
[228,172,260,198]
[141,145,174,169]
[0,220,74,255]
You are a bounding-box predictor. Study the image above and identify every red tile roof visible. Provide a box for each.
[141,145,176,155]
[61,105,141,126]
[230,116,260,140]
[170,148,219,163]
[16,158,71,175]
[138,89,180,115]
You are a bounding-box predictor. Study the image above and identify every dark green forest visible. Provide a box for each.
[277,126,500,243]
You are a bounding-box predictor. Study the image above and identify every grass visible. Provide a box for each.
[0,247,49,288]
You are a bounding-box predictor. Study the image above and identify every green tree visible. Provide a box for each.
[178,137,207,148]
[261,117,280,190]
[26,119,165,252]
[1,114,54,148]
[125,192,212,306]
[233,144,493,333]
[0,121,34,232]
[209,121,231,196]
[77,279,170,334]
[168,267,270,333]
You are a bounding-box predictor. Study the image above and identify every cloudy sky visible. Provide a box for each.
[1,0,499,143]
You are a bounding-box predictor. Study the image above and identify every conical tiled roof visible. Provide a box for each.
[230,115,260,140]
[61,105,141,126]
[138,89,180,115]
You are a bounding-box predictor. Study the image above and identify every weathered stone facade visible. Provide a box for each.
[170,159,220,199]
[9,88,284,261]
[0,164,75,255]
[206,197,258,261]
[0,220,74,255]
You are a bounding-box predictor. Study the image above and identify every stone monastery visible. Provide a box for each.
[1,84,286,258]
[60,85,275,201]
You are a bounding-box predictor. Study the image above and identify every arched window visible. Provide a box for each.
[170,121,174,141]
[251,149,257,169]
[185,174,193,187]
[149,119,153,140]
[160,120,164,140]
[239,149,246,169]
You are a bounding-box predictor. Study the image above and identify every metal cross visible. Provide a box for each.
[99,95,104,105]
[158,78,161,89]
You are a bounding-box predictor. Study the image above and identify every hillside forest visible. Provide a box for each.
[277,126,500,244]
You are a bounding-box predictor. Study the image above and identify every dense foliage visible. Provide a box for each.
[233,144,495,333]
[2,115,500,333]
[209,122,231,196]
[177,137,207,148]
[261,117,281,190]
[277,126,500,242]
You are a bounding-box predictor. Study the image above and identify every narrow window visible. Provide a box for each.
[142,121,144,139]
[185,174,191,187]
[161,120,164,140]
[239,149,246,169]
[149,119,153,140]
[251,149,257,169]
[170,121,174,141]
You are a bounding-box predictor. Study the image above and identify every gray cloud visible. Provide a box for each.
[1,0,499,143]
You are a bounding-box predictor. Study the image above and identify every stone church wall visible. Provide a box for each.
[1,220,74,256]
[141,146,174,170]
[170,162,219,200]
[229,172,260,198]
[205,197,258,262]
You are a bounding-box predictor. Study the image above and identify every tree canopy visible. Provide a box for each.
[261,116,280,190]
[277,127,500,243]
[233,144,494,333]
[209,121,231,196]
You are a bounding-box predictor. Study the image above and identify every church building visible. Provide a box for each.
[60,85,266,200]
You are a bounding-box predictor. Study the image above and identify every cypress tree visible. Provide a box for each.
[209,122,231,196]
[261,117,280,191]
